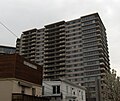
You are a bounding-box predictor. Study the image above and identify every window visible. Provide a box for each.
[53,85,60,94]
[83,28,96,34]
[21,86,25,94]
[84,66,99,70]
[42,86,44,95]
[73,91,75,95]
[32,88,36,96]
[84,51,99,56]
[84,55,99,61]
[85,70,100,75]
[81,20,95,26]
[84,61,99,65]
[81,91,84,100]
[82,24,96,30]
[83,41,97,46]
[81,15,95,22]
[66,86,68,93]
[83,37,97,42]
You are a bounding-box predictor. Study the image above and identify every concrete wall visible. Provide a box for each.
[12,79,42,96]
[0,79,42,101]
[43,81,61,96]
[0,80,13,101]
[43,80,86,101]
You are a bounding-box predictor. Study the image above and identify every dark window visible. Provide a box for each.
[42,86,44,95]
[53,86,56,94]
[53,85,60,94]
[57,86,60,94]
[21,86,25,94]
[32,88,36,96]
[81,91,84,100]
[73,91,75,95]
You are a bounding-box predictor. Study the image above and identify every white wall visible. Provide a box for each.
[61,81,86,101]
[43,80,86,101]
[43,81,61,96]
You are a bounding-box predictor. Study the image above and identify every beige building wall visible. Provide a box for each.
[0,80,13,101]
[33,85,42,96]
[12,80,21,93]
[12,79,42,96]
[0,78,42,101]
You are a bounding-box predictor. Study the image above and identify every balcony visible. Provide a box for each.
[44,69,55,73]
[44,47,55,50]
[44,64,55,68]
[59,32,64,35]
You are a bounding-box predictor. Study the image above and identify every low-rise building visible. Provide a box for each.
[0,45,16,54]
[43,79,86,101]
[0,54,49,101]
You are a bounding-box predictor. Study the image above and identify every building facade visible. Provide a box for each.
[0,54,48,101]
[0,45,16,54]
[16,28,44,66]
[44,21,66,80]
[43,79,86,101]
[16,13,110,101]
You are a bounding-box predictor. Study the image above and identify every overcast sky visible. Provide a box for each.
[0,0,120,75]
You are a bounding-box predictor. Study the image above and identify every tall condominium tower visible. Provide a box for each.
[16,28,45,66]
[44,21,66,80]
[16,13,110,101]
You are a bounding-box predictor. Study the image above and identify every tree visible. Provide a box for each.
[103,69,120,101]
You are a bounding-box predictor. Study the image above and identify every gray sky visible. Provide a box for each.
[0,0,120,75]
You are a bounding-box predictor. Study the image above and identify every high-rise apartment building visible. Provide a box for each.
[16,28,44,66]
[44,21,66,80]
[16,13,110,101]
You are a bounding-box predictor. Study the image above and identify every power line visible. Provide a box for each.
[0,21,18,38]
